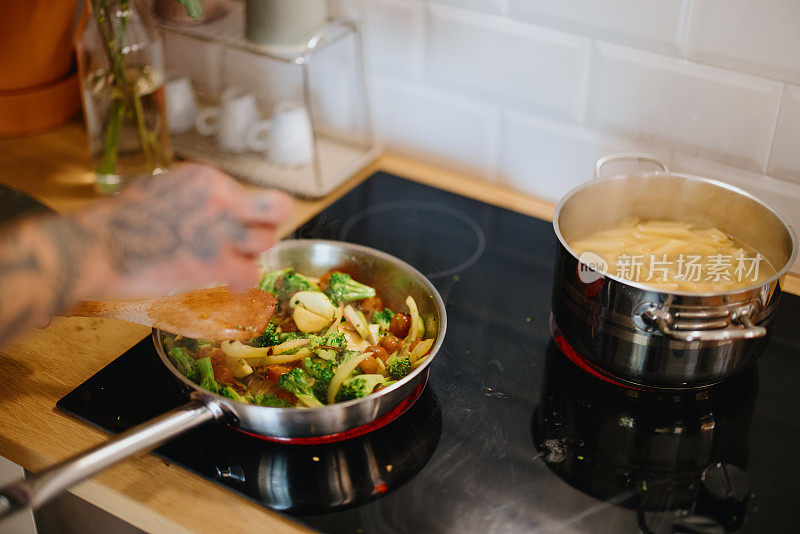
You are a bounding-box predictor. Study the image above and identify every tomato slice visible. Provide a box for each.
[266,365,293,383]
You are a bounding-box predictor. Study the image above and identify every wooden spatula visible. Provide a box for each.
[66,287,277,342]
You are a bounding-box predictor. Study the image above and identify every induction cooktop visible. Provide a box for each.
[58,172,800,533]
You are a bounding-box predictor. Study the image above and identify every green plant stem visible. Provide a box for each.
[91,0,169,177]
[97,99,124,175]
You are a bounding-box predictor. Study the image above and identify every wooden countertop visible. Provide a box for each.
[0,121,798,534]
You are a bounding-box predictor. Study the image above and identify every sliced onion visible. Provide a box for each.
[406,296,420,341]
[343,305,370,339]
[409,338,434,364]
[272,338,311,354]
[324,304,344,335]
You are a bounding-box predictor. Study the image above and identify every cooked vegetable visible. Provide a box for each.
[343,305,371,339]
[406,296,422,341]
[371,308,395,329]
[277,368,323,408]
[290,291,337,319]
[168,347,199,382]
[259,268,319,300]
[386,354,411,380]
[277,270,316,299]
[225,354,254,379]
[258,268,290,294]
[250,393,291,407]
[324,272,376,304]
[197,357,220,393]
[249,322,279,347]
[308,331,347,351]
[409,338,434,364]
[218,386,248,403]
[335,374,387,402]
[303,357,335,402]
[168,268,436,408]
[328,352,371,404]
[389,312,411,338]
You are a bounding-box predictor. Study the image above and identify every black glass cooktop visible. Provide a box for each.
[58,172,800,533]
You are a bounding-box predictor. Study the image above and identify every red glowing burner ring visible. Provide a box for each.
[549,317,646,392]
[233,381,426,445]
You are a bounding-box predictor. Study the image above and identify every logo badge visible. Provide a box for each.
[577,252,608,284]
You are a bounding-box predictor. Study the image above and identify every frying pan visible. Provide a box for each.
[0,239,446,518]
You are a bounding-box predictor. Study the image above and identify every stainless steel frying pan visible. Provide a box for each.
[0,239,447,518]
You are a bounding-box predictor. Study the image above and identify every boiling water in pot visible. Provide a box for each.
[569,218,776,292]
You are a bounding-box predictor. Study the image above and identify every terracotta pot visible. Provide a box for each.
[0,0,81,136]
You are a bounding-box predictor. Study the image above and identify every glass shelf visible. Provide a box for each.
[156,2,377,199]
[156,1,358,65]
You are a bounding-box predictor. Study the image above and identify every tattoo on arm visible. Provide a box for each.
[38,217,93,315]
[102,173,246,273]
[0,216,93,346]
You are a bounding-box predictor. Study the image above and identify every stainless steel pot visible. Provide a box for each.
[0,239,446,518]
[552,153,798,389]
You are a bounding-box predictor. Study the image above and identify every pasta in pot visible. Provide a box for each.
[569,218,775,292]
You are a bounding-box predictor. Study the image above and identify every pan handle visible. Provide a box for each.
[0,395,227,520]
[595,153,669,179]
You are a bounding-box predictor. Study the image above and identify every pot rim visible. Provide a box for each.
[553,171,799,298]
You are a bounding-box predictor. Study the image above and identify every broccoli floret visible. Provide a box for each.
[259,269,316,300]
[168,347,200,382]
[371,308,395,329]
[278,331,306,343]
[324,272,376,304]
[249,393,291,408]
[197,357,220,393]
[250,322,279,347]
[277,270,314,300]
[277,368,324,408]
[258,268,291,295]
[303,357,336,402]
[335,374,386,402]
[385,355,411,380]
[308,331,347,351]
[218,386,248,403]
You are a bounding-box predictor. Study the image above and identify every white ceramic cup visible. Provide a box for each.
[164,76,198,135]
[195,87,262,153]
[247,101,314,166]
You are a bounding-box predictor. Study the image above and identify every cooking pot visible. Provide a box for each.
[0,239,446,517]
[552,153,798,389]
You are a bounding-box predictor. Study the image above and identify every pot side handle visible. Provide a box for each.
[595,153,669,180]
[0,396,227,521]
[642,307,767,342]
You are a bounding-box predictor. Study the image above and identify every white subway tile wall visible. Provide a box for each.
[427,4,590,121]
[508,0,686,55]
[368,76,497,174]
[164,0,800,272]
[684,0,800,85]
[586,42,782,171]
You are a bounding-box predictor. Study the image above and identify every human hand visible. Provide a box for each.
[75,163,293,298]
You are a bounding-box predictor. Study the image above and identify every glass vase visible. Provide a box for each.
[76,0,173,194]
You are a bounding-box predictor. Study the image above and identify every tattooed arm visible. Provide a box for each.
[0,163,292,346]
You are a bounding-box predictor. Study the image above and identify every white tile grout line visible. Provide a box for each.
[763,83,786,175]
[676,0,694,60]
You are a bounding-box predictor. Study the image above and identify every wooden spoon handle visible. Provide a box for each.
[65,299,151,326]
